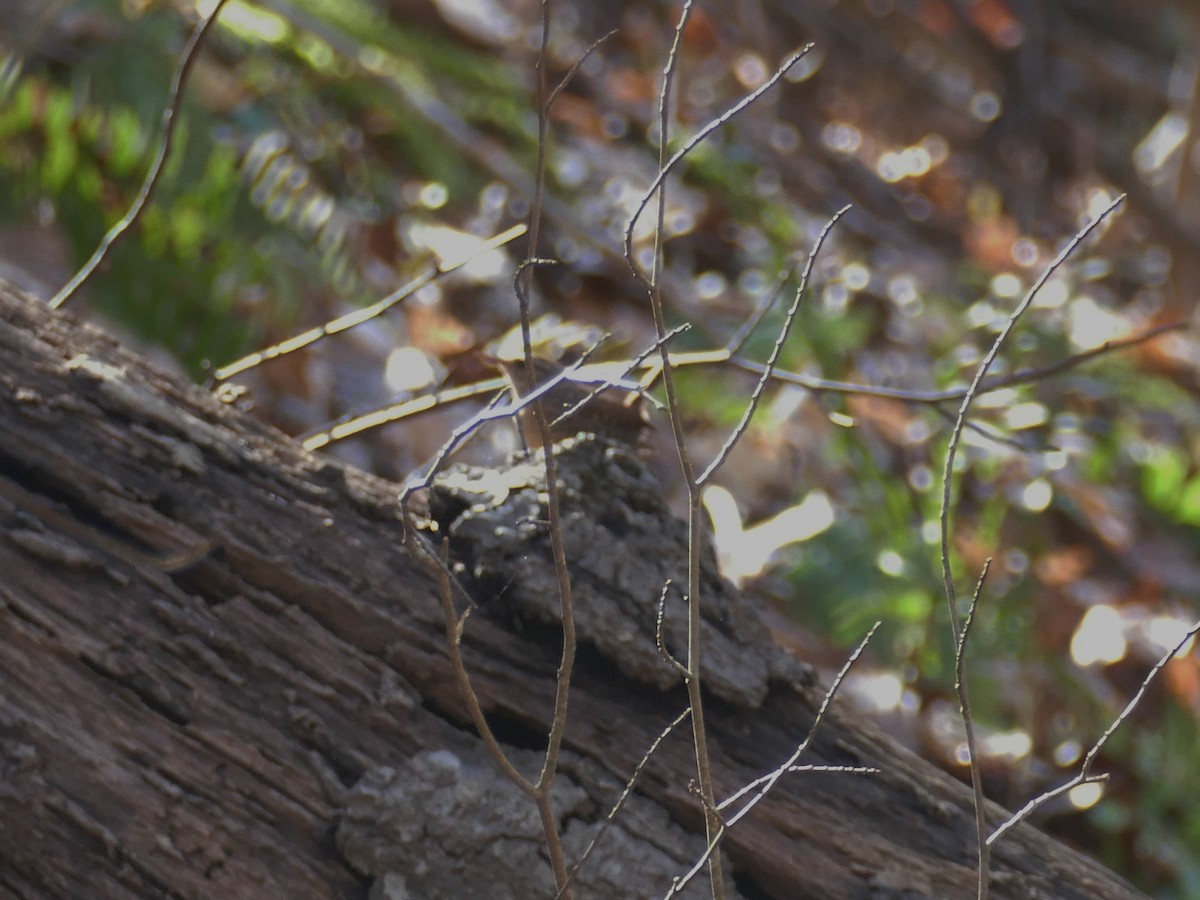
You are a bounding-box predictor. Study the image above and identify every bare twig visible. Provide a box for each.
[628,2,732,894]
[51,0,232,309]
[699,206,849,484]
[936,194,1125,899]
[725,320,1183,404]
[655,580,689,677]
[301,319,1180,453]
[623,41,815,265]
[214,223,525,381]
[958,558,992,900]
[301,378,507,451]
[989,617,1200,846]
[666,623,881,898]
[555,706,693,900]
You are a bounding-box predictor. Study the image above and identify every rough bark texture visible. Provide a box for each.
[0,280,1145,899]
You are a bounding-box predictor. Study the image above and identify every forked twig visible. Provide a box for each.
[665,622,881,898]
[937,193,1125,900]
[988,617,1200,846]
[51,0,232,309]
[698,206,849,484]
[623,41,815,264]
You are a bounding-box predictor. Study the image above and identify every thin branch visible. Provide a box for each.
[214,224,525,381]
[723,263,799,357]
[623,43,814,265]
[698,206,849,485]
[629,3,730,896]
[301,379,507,451]
[989,617,1200,846]
[666,622,881,898]
[416,534,536,795]
[936,194,1124,898]
[546,324,687,431]
[399,343,604,504]
[655,580,689,677]
[957,558,992,900]
[726,320,1183,404]
[544,29,618,112]
[555,706,692,900]
[51,0,232,309]
[300,317,1179,453]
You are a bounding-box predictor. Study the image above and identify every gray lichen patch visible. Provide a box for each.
[426,435,807,709]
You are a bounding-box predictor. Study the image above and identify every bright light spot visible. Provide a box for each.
[1021,479,1053,512]
[205,0,288,41]
[990,272,1023,298]
[1043,449,1068,471]
[1069,781,1104,810]
[1146,616,1197,657]
[1032,277,1069,309]
[1134,111,1188,175]
[842,262,871,291]
[1004,548,1029,575]
[384,347,436,393]
[765,384,808,426]
[1071,605,1127,667]
[901,146,932,177]
[733,52,768,88]
[1080,257,1112,281]
[1054,738,1083,767]
[877,549,905,577]
[822,121,862,155]
[408,224,511,281]
[852,672,904,711]
[418,182,448,209]
[828,411,856,428]
[695,270,727,300]
[435,0,521,45]
[665,207,696,237]
[877,151,906,183]
[969,91,1002,122]
[981,730,1032,761]
[703,486,835,585]
[295,34,335,71]
[954,743,971,766]
[1085,188,1122,225]
[823,282,850,314]
[966,300,996,328]
[922,520,940,544]
[1067,296,1127,350]
[1004,402,1048,430]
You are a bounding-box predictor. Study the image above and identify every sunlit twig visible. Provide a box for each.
[214,223,525,381]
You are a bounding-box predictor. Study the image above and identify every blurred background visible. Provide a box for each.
[2,0,1199,893]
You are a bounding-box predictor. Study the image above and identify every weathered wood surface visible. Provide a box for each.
[0,280,1144,899]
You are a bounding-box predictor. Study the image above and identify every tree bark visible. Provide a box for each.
[0,280,1144,899]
